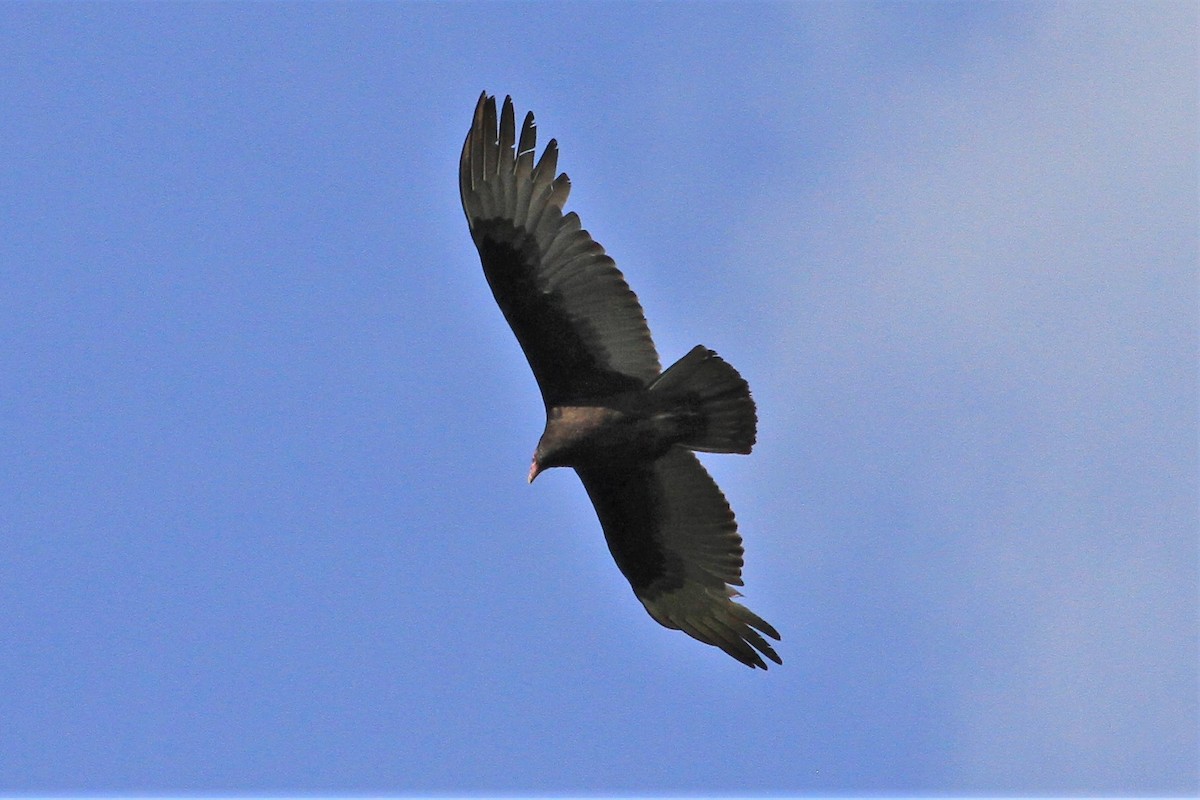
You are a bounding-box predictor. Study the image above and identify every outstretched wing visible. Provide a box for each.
[576,448,781,669]
[460,92,661,406]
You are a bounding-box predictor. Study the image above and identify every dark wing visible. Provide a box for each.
[576,448,781,669]
[460,92,661,406]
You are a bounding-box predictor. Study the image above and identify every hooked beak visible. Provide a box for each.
[527,458,544,484]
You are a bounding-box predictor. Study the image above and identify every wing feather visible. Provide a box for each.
[576,448,781,669]
[514,113,536,223]
[460,93,661,405]
[481,96,497,179]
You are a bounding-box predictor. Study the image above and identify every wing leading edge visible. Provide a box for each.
[459,93,661,406]
[578,448,781,669]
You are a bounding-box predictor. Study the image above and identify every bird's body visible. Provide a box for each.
[531,350,752,475]
[459,93,780,669]
[533,400,672,474]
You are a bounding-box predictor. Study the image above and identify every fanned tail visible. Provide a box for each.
[650,345,757,454]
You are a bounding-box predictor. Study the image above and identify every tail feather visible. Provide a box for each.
[650,345,757,454]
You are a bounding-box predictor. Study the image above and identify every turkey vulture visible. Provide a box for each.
[459,92,780,669]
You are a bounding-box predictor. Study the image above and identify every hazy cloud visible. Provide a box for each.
[744,3,1195,790]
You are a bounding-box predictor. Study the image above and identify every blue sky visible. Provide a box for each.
[1,1,1195,794]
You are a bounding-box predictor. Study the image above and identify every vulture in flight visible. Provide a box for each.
[459,92,780,669]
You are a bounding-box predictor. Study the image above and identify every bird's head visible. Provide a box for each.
[527,456,545,484]
[529,424,570,483]
[528,438,561,483]
[529,406,608,483]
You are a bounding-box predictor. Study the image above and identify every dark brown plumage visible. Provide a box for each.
[459,92,780,669]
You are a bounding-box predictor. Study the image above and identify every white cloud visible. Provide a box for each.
[743,2,1196,790]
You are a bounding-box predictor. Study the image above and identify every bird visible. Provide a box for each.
[459,92,780,669]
